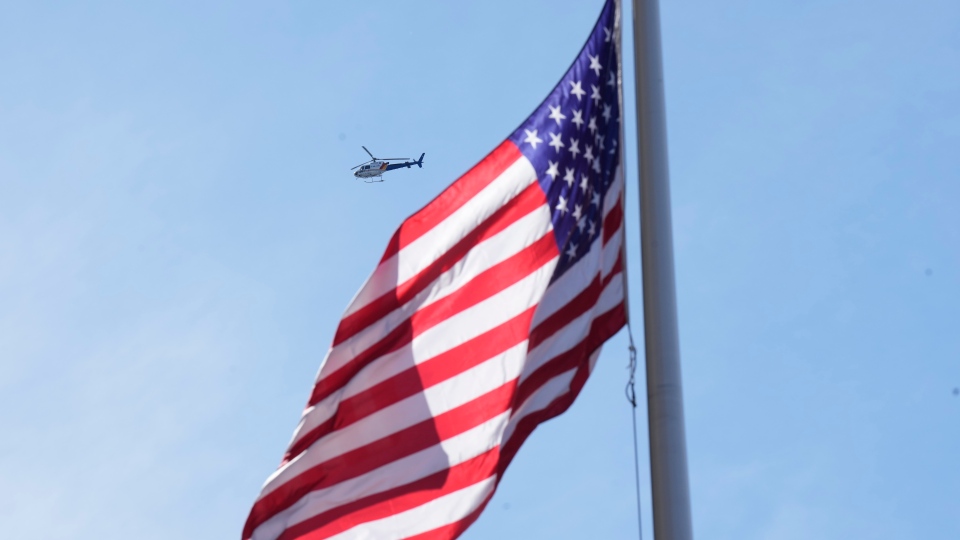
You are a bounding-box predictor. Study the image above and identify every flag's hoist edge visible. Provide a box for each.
[244,1,627,539]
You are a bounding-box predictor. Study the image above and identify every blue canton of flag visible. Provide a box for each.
[508,0,621,281]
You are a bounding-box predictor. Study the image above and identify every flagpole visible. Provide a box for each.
[629,1,694,539]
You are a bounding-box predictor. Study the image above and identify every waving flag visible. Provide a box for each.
[244,1,626,538]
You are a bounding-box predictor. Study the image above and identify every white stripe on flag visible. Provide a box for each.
[326,477,497,540]
[253,412,510,540]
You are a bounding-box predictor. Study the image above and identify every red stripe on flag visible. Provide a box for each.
[379,142,521,263]
[276,450,500,540]
[527,275,602,352]
[603,253,623,287]
[515,307,605,411]
[333,182,547,346]
[499,303,627,476]
[284,307,537,463]
[308,232,558,407]
[602,197,623,244]
[245,383,517,538]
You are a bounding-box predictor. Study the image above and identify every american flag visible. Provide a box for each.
[244,1,626,538]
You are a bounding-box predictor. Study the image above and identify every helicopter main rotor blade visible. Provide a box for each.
[351,161,371,170]
[378,158,410,161]
[361,146,375,160]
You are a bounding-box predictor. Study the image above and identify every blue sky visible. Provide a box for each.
[1,1,958,538]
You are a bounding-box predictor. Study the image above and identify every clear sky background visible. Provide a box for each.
[1,1,958,538]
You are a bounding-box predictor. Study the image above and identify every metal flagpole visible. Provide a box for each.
[630,1,694,539]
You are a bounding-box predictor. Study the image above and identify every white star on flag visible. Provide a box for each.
[548,105,566,126]
[589,53,602,76]
[572,109,584,129]
[546,160,559,180]
[591,84,601,105]
[548,132,564,152]
[570,80,586,101]
[524,129,542,149]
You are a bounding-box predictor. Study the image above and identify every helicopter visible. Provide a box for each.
[351,146,425,182]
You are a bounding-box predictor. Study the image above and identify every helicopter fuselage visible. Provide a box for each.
[353,161,389,178]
